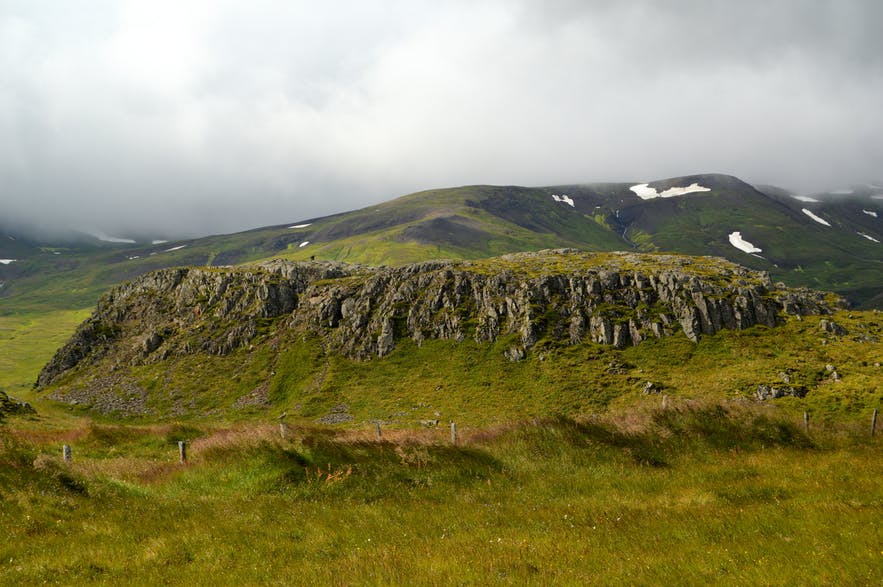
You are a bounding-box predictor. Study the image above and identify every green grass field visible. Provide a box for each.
[0,310,91,399]
[2,405,881,585]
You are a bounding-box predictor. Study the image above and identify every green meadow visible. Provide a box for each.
[2,303,881,584]
[1,405,881,585]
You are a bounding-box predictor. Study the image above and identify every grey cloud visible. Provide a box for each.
[1,0,881,238]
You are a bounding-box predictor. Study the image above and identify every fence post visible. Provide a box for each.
[872,408,878,437]
[661,395,669,410]
[178,440,187,464]
[803,411,809,434]
[374,422,382,440]
[450,422,457,445]
[62,444,72,463]
[279,413,288,439]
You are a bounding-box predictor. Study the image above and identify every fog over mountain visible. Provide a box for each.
[2,0,881,238]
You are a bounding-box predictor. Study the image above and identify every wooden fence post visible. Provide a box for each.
[178,440,187,464]
[278,412,288,439]
[450,422,457,445]
[803,411,810,434]
[62,444,72,463]
[661,395,669,410]
[374,422,382,440]
[872,408,878,437]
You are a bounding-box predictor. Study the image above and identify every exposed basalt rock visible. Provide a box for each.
[819,318,848,336]
[316,403,353,425]
[0,390,35,419]
[37,261,355,388]
[46,374,149,416]
[754,384,808,401]
[36,250,838,389]
[289,251,833,359]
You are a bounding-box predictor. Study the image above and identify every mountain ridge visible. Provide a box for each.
[2,173,880,314]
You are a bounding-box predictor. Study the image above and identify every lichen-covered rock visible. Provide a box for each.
[754,385,808,400]
[36,250,837,388]
[0,390,35,419]
[819,318,848,336]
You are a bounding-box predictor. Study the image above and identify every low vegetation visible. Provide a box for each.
[2,402,881,585]
[28,307,881,427]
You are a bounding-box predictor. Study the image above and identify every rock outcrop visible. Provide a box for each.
[0,390,35,419]
[36,250,836,388]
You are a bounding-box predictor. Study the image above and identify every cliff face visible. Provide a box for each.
[36,250,835,389]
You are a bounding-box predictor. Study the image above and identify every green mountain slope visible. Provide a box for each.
[3,173,881,314]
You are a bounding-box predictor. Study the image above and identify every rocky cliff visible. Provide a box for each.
[36,249,835,390]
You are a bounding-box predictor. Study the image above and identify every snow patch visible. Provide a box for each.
[728,232,762,254]
[299,241,310,248]
[152,239,168,245]
[630,182,710,200]
[858,232,880,243]
[551,194,575,207]
[164,245,187,252]
[289,223,312,229]
[127,255,140,260]
[802,208,831,226]
[0,259,16,265]
[89,231,136,244]
[792,195,820,203]
[863,209,878,218]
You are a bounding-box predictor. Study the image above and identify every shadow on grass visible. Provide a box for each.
[490,403,814,468]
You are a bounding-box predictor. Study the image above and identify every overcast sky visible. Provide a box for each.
[2,0,881,238]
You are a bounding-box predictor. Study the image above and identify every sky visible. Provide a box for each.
[2,0,882,238]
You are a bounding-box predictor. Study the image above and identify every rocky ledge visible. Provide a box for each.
[37,250,836,388]
[0,390,35,419]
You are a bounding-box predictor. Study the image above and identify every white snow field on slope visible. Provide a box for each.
[0,259,16,265]
[289,224,312,229]
[89,231,136,244]
[728,232,762,254]
[551,194,575,207]
[792,195,820,203]
[863,210,878,218]
[630,183,710,200]
[299,241,310,247]
[858,232,880,243]
[802,208,831,226]
[164,245,187,252]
